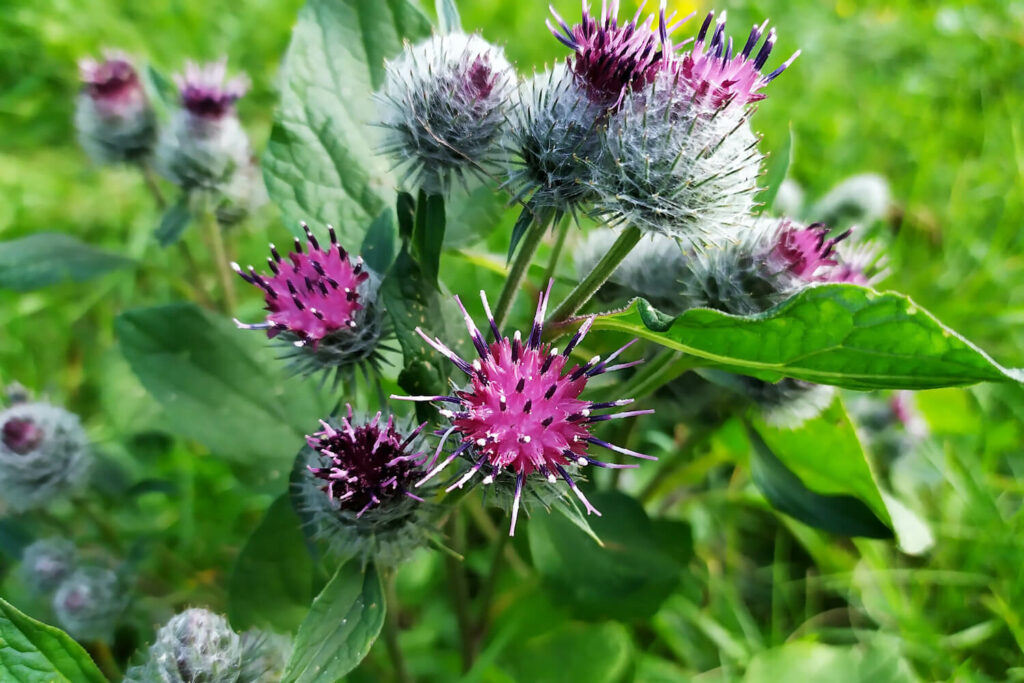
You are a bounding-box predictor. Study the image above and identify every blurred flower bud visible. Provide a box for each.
[75,51,157,165]
[295,406,434,565]
[233,223,389,385]
[0,401,91,513]
[810,173,893,228]
[19,538,77,594]
[52,567,125,641]
[378,32,516,195]
[126,608,242,682]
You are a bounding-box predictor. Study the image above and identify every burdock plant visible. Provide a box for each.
[52,567,126,642]
[75,51,157,166]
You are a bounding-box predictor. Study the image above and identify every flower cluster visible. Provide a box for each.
[233,223,389,384]
[395,283,653,535]
[124,608,289,683]
[0,399,91,513]
[378,32,516,195]
[75,51,157,165]
[52,566,126,641]
[295,406,434,565]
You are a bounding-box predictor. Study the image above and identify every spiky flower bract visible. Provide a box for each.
[672,11,799,109]
[19,539,77,594]
[547,0,688,108]
[0,401,91,513]
[574,227,692,313]
[124,608,242,683]
[589,68,762,240]
[233,223,389,386]
[75,51,157,165]
[378,32,516,196]
[156,60,264,218]
[504,65,605,213]
[52,567,126,641]
[394,282,655,535]
[295,406,433,566]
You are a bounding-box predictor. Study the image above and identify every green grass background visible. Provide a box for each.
[2,0,1024,679]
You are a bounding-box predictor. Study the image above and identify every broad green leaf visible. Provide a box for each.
[283,561,386,683]
[360,208,397,274]
[758,123,793,213]
[154,197,192,247]
[262,0,430,247]
[591,286,1023,390]
[115,303,325,465]
[527,491,685,620]
[501,621,633,683]
[229,495,313,633]
[743,641,917,683]
[0,598,106,683]
[435,0,461,33]
[745,423,892,539]
[0,233,132,292]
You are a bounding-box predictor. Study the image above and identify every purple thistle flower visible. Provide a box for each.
[306,406,428,518]
[394,282,655,535]
[548,0,691,107]
[827,238,890,286]
[79,52,147,115]
[175,59,250,120]
[2,417,43,455]
[76,51,156,164]
[673,10,800,109]
[770,221,848,281]
[233,223,370,347]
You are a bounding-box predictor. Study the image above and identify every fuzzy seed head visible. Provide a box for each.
[234,225,388,383]
[75,51,156,165]
[19,539,77,594]
[547,0,684,108]
[590,69,762,240]
[397,284,655,535]
[0,402,91,513]
[378,32,516,195]
[52,567,125,642]
[296,408,433,566]
[505,65,605,212]
[672,11,799,109]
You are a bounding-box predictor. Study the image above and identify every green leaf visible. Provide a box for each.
[743,641,917,683]
[154,197,193,247]
[262,0,430,247]
[0,233,132,292]
[501,621,633,683]
[115,303,324,465]
[506,204,537,263]
[144,64,177,106]
[411,191,445,291]
[435,0,461,33]
[283,561,386,683]
[591,286,1023,390]
[360,208,397,274]
[745,423,893,538]
[758,123,793,213]
[527,490,685,620]
[0,598,106,683]
[229,495,313,634]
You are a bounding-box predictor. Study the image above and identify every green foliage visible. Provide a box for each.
[592,287,1023,390]
[502,621,633,683]
[283,561,385,683]
[0,598,105,683]
[0,233,132,292]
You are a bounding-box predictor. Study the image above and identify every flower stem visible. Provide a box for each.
[140,162,166,209]
[444,512,474,672]
[471,531,509,657]
[541,215,570,285]
[493,209,555,329]
[640,427,716,503]
[545,225,642,332]
[617,350,701,403]
[382,570,412,683]
[203,209,237,313]
[89,641,122,681]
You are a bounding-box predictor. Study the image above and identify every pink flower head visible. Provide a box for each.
[78,51,147,115]
[306,406,428,518]
[233,223,370,348]
[674,11,800,109]
[826,239,890,286]
[548,0,692,107]
[2,417,43,455]
[772,221,849,281]
[395,282,655,535]
[174,59,249,119]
